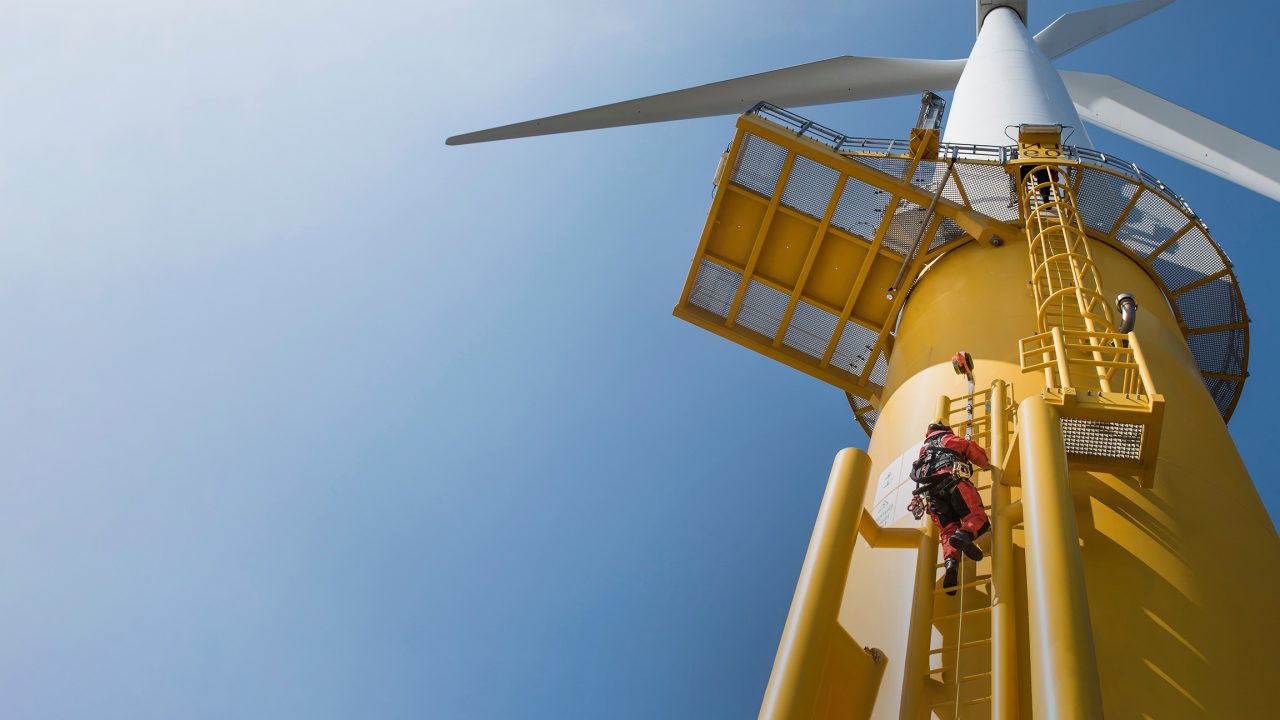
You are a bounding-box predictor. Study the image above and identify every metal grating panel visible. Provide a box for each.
[780,154,840,220]
[952,162,1019,222]
[732,134,788,198]
[782,299,840,359]
[1202,376,1237,417]
[940,167,967,207]
[851,155,908,179]
[931,218,966,251]
[1075,170,1137,234]
[883,200,928,256]
[830,321,879,377]
[830,176,890,238]
[868,351,888,387]
[1062,417,1142,461]
[1176,277,1242,330]
[735,280,790,340]
[1115,190,1186,257]
[859,407,880,434]
[909,160,947,193]
[1152,227,1225,291]
[688,259,741,318]
[847,392,879,436]
[1188,330,1246,377]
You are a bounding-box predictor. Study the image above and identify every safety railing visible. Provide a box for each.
[743,102,1203,225]
[1019,328,1158,401]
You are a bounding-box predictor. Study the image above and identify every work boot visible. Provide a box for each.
[943,558,958,596]
[949,530,984,561]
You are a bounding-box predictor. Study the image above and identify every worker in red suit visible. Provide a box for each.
[909,422,991,595]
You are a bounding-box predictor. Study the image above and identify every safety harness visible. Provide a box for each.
[907,433,974,520]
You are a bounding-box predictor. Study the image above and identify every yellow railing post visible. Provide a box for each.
[896,517,939,720]
[1018,396,1104,719]
[989,380,1018,720]
[760,448,873,719]
[935,394,950,423]
[1051,327,1071,389]
[1129,331,1157,398]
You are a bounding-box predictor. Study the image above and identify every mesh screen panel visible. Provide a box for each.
[1062,417,1142,461]
[831,176,890,238]
[831,321,879,377]
[848,393,879,436]
[1115,191,1186,257]
[735,280,790,340]
[732,134,788,198]
[940,166,966,206]
[883,201,928,256]
[1203,376,1238,416]
[952,162,1019,221]
[1176,277,1242,330]
[782,299,840,359]
[688,260,741,317]
[781,155,840,220]
[909,160,947,192]
[859,407,880,435]
[868,352,888,387]
[1076,170,1137,234]
[851,155,908,179]
[1188,330,1246,378]
[932,218,966,251]
[1153,227,1225,291]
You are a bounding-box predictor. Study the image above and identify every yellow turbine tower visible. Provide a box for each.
[449,1,1280,717]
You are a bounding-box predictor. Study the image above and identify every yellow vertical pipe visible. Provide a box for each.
[1018,396,1104,719]
[896,518,939,720]
[1050,327,1070,389]
[988,380,1018,720]
[1129,331,1156,396]
[760,448,872,719]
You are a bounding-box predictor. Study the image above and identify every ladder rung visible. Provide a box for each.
[934,575,993,594]
[932,696,993,709]
[929,638,991,655]
[933,605,992,622]
[935,555,996,569]
[928,671,995,686]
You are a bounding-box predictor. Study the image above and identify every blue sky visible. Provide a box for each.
[0,1,1274,718]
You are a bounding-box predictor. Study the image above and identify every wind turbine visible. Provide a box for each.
[449,2,1280,718]
[448,0,1276,202]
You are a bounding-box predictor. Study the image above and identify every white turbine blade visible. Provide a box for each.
[1062,71,1280,202]
[445,56,964,145]
[1034,0,1173,60]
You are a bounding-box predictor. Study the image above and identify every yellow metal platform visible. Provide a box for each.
[675,104,1248,438]
[673,108,1017,411]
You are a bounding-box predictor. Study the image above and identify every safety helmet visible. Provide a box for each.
[928,421,951,434]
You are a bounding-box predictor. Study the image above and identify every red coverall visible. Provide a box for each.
[920,428,991,563]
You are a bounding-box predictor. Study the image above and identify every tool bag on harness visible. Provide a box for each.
[907,435,974,519]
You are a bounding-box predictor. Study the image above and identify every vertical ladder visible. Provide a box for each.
[901,382,1017,719]
[1015,128,1120,395]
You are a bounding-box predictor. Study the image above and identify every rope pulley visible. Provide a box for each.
[951,351,974,381]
